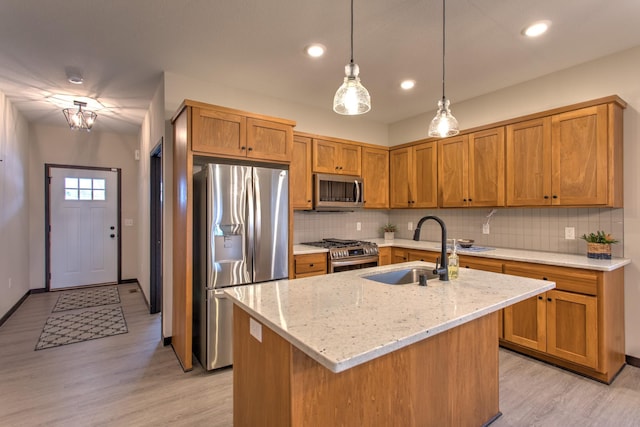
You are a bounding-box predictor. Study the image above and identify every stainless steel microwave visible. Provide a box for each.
[313,173,364,211]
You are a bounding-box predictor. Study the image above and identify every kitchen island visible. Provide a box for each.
[225,261,555,426]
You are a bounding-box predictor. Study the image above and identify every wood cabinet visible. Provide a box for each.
[294,253,327,278]
[390,141,438,208]
[361,147,389,208]
[191,106,294,162]
[506,102,624,207]
[391,248,440,264]
[378,247,392,266]
[291,135,313,210]
[458,255,503,273]
[313,139,361,176]
[438,127,505,207]
[501,261,624,383]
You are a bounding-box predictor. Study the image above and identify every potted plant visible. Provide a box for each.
[381,223,397,241]
[580,230,618,259]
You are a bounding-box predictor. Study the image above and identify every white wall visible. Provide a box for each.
[28,124,140,289]
[164,72,389,147]
[0,91,30,319]
[390,45,640,358]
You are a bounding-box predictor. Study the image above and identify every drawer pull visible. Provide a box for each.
[538,296,543,300]
[309,264,314,267]
[542,277,548,280]
[547,297,552,302]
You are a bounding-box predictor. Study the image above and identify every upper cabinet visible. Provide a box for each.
[506,101,624,207]
[361,147,389,209]
[313,139,361,176]
[438,127,505,207]
[191,104,294,163]
[390,141,438,208]
[291,134,313,210]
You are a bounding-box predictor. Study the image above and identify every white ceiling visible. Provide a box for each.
[2,0,640,135]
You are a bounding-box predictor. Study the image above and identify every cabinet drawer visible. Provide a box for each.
[458,255,503,273]
[294,253,327,275]
[503,262,598,296]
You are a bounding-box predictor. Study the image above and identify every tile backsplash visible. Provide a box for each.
[294,207,624,257]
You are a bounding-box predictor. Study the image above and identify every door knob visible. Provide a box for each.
[110,226,115,230]
[110,234,115,238]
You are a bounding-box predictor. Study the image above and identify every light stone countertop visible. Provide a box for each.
[294,239,629,271]
[225,261,554,373]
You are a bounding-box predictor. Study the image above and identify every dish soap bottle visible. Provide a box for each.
[448,238,459,279]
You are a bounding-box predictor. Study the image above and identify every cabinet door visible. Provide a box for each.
[546,290,598,368]
[551,105,608,205]
[413,142,438,208]
[407,250,440,264]
[313,139,339,173]
[378,247,392,266]
[438,135,469,207]
[506,118,552,206]
[362,147,389,208]
[468,127,505,207]
[246,118,293,162]
[340,144,362,176]
[391,248,408,264]
[389,148,412,208]
[503,294,547,351]
[294,253,327,278]
[192,108,246,156]
[291,135,313,210]
[458,255,503,273]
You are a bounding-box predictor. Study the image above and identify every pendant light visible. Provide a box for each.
[428,0,459,137]
[333,0,371,115]
[62,100,97,131]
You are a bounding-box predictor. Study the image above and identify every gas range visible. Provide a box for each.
[302,238,378,259]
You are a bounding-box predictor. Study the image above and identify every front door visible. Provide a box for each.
[48,166,119,290]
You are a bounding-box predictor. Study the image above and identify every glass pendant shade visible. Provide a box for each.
[428,98,459,137]
[63,101,97,131]
[333,63,371,115]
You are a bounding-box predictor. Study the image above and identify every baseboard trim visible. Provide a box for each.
[0,290,31,327]
[626,354,640,368]
[163,336,172,346]
[119,278,138,284]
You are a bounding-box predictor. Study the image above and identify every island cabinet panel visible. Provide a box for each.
[233,305,500,427]
[312,139,361,176]
[389,142,438,208]
[291,135,313,210]
[506,117,553,206]
[293,253,327,278]
[500,261,625,383]
[361,147,389,208]
[191,106,294,162]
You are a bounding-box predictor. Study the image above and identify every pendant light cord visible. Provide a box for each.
[441,0,446,101]
[350,0,355,65]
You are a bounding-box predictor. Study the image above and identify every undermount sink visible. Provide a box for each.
[363,268,439,285]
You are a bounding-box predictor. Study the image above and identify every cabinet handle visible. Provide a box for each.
[463,198,467,202]
[309,264,314,267]
[240,146,246,150]
[547,297,552,302]
[552,195,558,199]
[543,195,549,199]
[335,166,340,170]
[248,147,253,151]
[542,277,548,280]
[468,198,473,202]
[307,199,311,202]
[538,296,543,300]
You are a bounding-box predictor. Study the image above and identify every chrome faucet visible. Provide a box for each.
[413,215,449,281]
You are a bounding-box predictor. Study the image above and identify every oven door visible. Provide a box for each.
[330,255,379,273]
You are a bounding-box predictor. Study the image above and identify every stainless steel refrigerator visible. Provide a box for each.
[193,163,289,370]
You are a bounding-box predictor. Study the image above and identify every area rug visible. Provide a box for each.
[52,286,120,312]
[35,306,128,351]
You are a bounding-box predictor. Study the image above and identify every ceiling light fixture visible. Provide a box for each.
[401,80,416,90]
[305,44,326,58]
[333,0,371,115]
[428,0,459,138]
[62,100,97,131]
[522,20,551,38]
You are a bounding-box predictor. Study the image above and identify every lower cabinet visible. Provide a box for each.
[378,247,392,266]
[501,261,625,383]
[391,248,440,264]
[294,253,327,278]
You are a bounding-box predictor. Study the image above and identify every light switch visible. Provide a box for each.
[408,222,413,231]
[250,317,262,343]
[356,222,361,231]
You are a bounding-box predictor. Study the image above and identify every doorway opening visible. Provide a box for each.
[150,139,163,314]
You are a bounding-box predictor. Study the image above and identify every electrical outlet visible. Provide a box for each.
[408,222,413,231]
[356,222,361,231]
[483,223,490,234]
[565,227,576,240]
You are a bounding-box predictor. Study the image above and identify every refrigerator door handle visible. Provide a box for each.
[246,170,256,280]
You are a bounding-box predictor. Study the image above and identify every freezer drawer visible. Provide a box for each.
[206,289,234,370]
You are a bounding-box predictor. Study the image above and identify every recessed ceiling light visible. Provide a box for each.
[400,80,416,90]
[522,20,551,38]
[305,44,326,58]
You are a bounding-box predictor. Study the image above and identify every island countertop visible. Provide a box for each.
[224,261,555,373]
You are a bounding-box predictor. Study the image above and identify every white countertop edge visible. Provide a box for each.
[225,276,555,373]
[295,238,629,272]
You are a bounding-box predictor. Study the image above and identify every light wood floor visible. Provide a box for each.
[1,283,639,426]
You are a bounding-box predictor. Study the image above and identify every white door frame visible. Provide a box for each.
[45,164,122,290]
